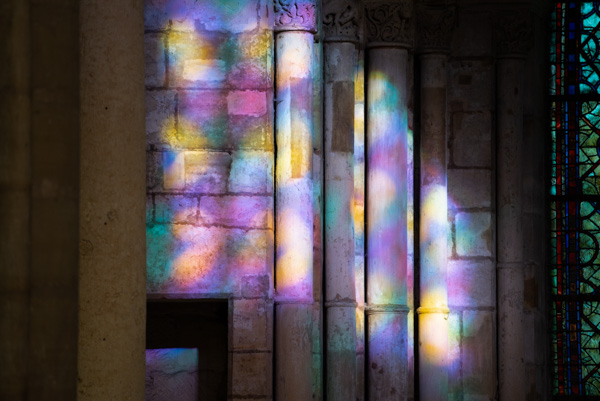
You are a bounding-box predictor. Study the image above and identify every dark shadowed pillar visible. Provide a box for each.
[78,0,146,399]
[0,1,31,398]
[364,1,413,399]
[322,0,360,399]
[273,1,317,400]
[495,13,531,401]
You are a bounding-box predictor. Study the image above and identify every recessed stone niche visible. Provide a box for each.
[146,299,228,401]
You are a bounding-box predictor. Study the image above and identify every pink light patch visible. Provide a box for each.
[227,91,267,117]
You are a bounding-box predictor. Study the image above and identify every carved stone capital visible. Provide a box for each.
[417,7,455,52]
[274,0,318,33]
[323,0,361,43]
[495,12,533,57]
[365,0,414,48]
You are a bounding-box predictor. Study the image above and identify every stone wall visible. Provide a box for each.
[144,0,275,399]
[447,5,497,400]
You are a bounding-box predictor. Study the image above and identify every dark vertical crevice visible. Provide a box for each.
[413,52,422,401]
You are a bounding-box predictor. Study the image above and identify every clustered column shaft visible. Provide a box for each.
[417,7,454,401]
[78,0,147,400]
[273,1,317,400]
[322,1,361,400]
[364,1,413,399]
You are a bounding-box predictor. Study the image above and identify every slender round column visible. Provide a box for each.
[323,1,360,399]
[364,1,413,399]
[495,14,531,401]
[416,8,454,401]
[273,1,317,399]
[78,0,146,399]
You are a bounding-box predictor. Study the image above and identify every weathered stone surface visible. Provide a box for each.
[230,114,273,150]
[199,195,272,228]
[241,274,271,298]
[232,352,271,396]
[155,195,197,224]
[227,90,267,117]
[448,60,493,112]
[448,259,494,307]
[147,151,163,191]
[167,31,228,88]
[145,0,260,32]
[163,151,186,190]
[146,90,176,146]
[451,111,492,168]
[185,151,231,193]
[146,226,269,294]
[448,312,461,401]
[462,311,496,399]
[448,169,491,209]
[228,151,273,193]
[450,11,491,57]
[233,299,269,350]
[178,90,229,149]
[226,31,272,88]
[145,33,166,88]
[147,196,154,224]
[146,349,198,401]
[455,212,492,257]
[523,213,544,267]
[167,30,270,90]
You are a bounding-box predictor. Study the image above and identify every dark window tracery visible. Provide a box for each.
[551,2,600,397]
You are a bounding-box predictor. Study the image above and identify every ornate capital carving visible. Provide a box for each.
[323,0,361,42]
[417,7,455,52]
[274,0,317,33]
[365,0,414,48]
[495,12,533,57]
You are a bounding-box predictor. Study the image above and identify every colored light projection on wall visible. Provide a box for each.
[145,0,274,297]
[144,1,274,397]
[550,1,600,396]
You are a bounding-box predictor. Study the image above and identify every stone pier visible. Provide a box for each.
[78,0,147,399]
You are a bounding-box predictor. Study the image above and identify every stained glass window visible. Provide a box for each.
[551,2,600,397]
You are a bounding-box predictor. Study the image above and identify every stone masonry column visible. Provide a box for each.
[364,1,412,399]
[416,7,454,401]
[78,0,146,400]
[495,14,531,401]
[322,1,360,400]
[273,1,316,400]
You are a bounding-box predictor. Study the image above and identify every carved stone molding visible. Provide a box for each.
[417,7,455,52]
[365,0,414,48]
[495,12,533,57]
[323,0,361,42]
[274,0,318,33]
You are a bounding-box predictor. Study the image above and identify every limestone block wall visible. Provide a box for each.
[447,5,496,400]
[143,0,274,399]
